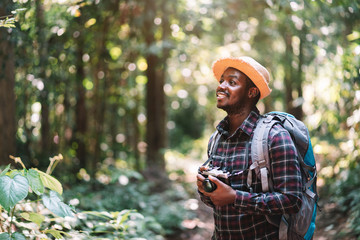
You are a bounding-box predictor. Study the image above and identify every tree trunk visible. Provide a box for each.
[35,0,51,161]
[143,0,168,184]
[74,19,88,171]
[283,32,294,115]
[133,92,141,170]
[0,2,16,166]
[90,15,111,176]
[282,24,305,120]
[145,54,166,170]
[295,34,305,120]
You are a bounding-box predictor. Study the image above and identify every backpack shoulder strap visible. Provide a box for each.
[248,115,278,192]
[202,130,221,167]
[208,130,220,156]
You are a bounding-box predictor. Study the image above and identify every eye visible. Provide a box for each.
[219,79,224,84]
[230,80,236,85]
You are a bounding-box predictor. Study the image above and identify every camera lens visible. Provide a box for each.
[203,178,217,192]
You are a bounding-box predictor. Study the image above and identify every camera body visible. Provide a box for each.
[200,167,230,192]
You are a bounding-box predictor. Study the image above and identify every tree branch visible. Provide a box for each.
[0,14,14,20]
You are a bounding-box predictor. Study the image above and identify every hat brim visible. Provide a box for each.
[212,57,271,100]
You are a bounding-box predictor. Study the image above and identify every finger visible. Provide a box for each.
[196,180,203,189]
[197,174,205,181]
[208,176,227,190]
[208,175,220,183]
[199,166,209,172]
[202,190,212,197]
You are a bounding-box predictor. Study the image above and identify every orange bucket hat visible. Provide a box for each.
[212,56,272,100]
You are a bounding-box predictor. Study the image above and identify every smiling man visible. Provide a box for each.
[196,57,303,240]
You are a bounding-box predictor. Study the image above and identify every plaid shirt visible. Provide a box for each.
[199,110,302,240]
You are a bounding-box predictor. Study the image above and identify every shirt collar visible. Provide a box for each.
[217,108,260,139]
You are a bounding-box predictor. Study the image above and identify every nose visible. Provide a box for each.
[217,81,227,91]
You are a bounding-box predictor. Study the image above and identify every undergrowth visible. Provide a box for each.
[0,157,197,239]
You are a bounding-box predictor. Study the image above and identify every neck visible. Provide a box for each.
[227,108,252,135]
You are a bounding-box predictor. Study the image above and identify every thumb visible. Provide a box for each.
[208,175,220,183]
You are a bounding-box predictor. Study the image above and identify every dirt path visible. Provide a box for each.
[313,199,356,240]
[168,193,214,240]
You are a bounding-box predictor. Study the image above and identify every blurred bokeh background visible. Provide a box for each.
[0,0,359,239]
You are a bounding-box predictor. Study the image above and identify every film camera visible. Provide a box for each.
[199,167,230,192]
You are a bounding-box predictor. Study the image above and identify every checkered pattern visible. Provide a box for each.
[199,110,302,240]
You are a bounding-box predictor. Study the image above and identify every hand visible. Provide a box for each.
[198,166,209,173]
[197,175,236,207]
[196,173,206,194]
[197,166,209,193]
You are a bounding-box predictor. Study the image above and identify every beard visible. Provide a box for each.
[217,101,247,115]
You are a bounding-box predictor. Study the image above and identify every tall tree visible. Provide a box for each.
[143,0,170,182]
[0,1,16,166]
[35,0,51,160]
[86,0,121,175]
[74,14,88,171]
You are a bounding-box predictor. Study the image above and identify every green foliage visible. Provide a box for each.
[0,159,181,239]
[43,229,70,240]
[0,232,26,240]
[20,212,45,227]
[0,17,15,28]
[63,164,194,237]
[77,210,164,239]
[0,156,74,239]
[42,191,74,218]
[0,174,29,212]
[25,169,44,195]
[334,164,360,237]
[0,8,26,28]
[36,169,63,195]
[314,10,360,236]
[169,98,206,151]
[2,0,360,237]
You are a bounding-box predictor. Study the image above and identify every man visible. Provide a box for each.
[197,57,303,239]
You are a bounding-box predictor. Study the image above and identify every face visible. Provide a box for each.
[216,67,249,113]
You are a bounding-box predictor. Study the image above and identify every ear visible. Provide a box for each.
[248,87,259,99]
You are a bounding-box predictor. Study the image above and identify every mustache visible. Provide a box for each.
[216,90,230,97]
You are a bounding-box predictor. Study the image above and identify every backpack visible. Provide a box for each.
[249,111,318,240]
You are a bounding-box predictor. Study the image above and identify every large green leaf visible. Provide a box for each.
[25,169,44,195]
[0,175,29,212]
[82,211,113,220]
[8,170,22,179]
[0,232,26,240]
[34,169,63,195]
[42,190,74,217]
[21,212,45,226]
[10,233,26,240]
[116,209,131,226]
[43,229,69,239]
[0,233,9,240]
[0,164,11,177]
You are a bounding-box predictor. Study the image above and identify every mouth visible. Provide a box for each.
[216,91,229,99]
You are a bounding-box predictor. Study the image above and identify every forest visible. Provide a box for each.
[0,0,359,239]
